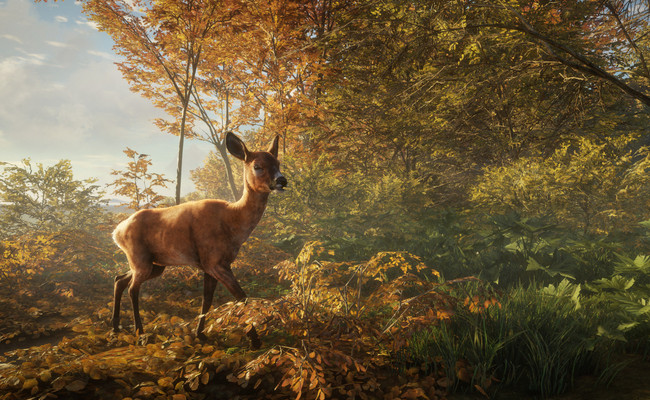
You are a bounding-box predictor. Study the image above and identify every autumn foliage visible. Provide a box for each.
[4,0,650,398]
[0,234,492,400]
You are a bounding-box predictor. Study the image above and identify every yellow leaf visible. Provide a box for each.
[38,370,52,383]
[158,377,173,388]
[457,367,472,383]
[202,345,214,354]
[65,380,87,392]
[89,368,103,380]
[51,377,66,391]
[22,378,38,390]
[309,377,318,390]
[72,324,87,333]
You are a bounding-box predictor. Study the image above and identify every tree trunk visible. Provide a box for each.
[222,89,240,201]
[217,141,240,201]
[175,48,201,205]
[175,102,189,205]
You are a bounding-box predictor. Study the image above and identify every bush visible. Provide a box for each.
[585,253,650,355]
[259,154,448,261]
[472,137,650,234]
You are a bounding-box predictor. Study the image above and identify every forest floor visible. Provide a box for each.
[2,268,650,400]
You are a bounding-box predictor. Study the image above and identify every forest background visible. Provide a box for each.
[2,0,650,399]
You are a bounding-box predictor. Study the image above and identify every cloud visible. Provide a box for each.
[87,50,115,61]
[1,33,22,44]
[46,40,71,48]
[76,19,99,30]
[0,1,152,154]
[54,15,68,23]
[0,0,201,197]
[0,54,46,84]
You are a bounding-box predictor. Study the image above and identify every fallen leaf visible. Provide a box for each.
[65,380,87,392]
[22,378,38,390]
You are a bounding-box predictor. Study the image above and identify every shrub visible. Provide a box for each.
[472,137,650,234]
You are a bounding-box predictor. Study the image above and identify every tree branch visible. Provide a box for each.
[472,3,650,108]
[604,0,650,80]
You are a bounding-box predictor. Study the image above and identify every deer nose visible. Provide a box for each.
[275,175,287,188]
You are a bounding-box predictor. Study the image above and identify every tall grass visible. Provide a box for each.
[404,283,623,397]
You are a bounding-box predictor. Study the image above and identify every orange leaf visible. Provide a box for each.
[437,377,449,388]
[201,371,210,385]
[474,384,489,398]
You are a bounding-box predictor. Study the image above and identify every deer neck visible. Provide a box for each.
[231,181,269,238]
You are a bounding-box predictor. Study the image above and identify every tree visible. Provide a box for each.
[300,0,650,209]
[189,150,242,202]
[81,0,330,203]
[83,0,233,204]
[0,159,107,239]
[186,0,329,199]
[108,148,172,211]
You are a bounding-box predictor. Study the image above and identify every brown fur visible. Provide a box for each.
[111,133,285,349]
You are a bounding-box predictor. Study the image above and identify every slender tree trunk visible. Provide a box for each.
[175,101,189,205]
[217,142,240,201]
[175,48,201,205]
[222,89,240,201]
[188,74,239,201]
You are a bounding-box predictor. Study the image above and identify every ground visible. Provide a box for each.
[2,274,650,400]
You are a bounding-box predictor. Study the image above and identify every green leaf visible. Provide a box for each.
[617,322,639,331]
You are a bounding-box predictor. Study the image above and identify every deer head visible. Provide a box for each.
[226,132,287,193]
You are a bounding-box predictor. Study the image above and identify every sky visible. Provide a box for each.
[0,0,209,201]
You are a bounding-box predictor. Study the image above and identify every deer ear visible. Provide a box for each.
[226,132,249,161]
[267,135,280,158]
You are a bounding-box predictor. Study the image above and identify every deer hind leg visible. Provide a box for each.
[128,263,166,334]
[113,248,165,334]
[196,273,218,340]
[209,267,261,349]
[112,271,132,332]
[113,263,166,333]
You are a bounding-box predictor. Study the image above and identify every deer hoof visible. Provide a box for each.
[197,332,208,341]
[250,336,262,350]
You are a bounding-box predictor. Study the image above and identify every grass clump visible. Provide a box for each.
[405,281,622,397]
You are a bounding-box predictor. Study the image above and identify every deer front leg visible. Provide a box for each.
[196,273,218,340]
[210,267,261,350]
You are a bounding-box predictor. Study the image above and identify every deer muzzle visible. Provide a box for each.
[274,174,287,191]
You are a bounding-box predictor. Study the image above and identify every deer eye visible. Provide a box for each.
[253,164,262,171]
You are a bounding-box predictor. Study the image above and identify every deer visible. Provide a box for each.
[110,132,287,349]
